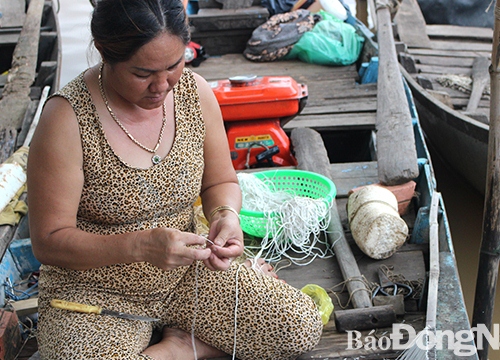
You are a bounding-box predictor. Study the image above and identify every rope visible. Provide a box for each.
[4,274,39,301]
[272,258,292,274]
[326,267,424,310]
[327,275,378,309]
[379,264,424,300]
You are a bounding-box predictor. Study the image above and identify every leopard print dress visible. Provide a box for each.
[36,67,323,360]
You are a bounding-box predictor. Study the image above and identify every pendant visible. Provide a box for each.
[151,154,162,165]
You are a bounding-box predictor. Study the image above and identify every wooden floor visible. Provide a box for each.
[193,55,378,132]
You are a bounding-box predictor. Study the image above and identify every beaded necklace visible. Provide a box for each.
[98,63,167,165]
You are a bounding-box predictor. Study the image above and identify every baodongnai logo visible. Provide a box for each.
[346,324,500,356]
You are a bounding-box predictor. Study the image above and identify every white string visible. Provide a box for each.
[232,264,244,359]
[238,173,334,265]
[191,257,243,360]
[191,261,199,359]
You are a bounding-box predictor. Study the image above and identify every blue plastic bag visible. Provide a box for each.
[285,10,364,66]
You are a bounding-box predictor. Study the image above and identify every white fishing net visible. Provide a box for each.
[237,172,334,266]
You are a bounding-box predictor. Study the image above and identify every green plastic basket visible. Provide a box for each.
[239,169,337,238]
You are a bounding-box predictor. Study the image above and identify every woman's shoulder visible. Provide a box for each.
[176,68,214,103]
[46,69,94,118]
[55,70,89,99]
[179,67,210,88]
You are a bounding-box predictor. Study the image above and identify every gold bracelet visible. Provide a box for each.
[209,205,240,223]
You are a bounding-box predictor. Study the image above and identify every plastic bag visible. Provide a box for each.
[301,283,334,325]
[285,10,364,66]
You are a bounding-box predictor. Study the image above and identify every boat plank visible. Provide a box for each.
[304,82,375,106]
[425,24,494,41]
[377,1,419,186]
[194,54,358,81]
[428,83,470,98]
[417,64,472,76]
[189,6,269,32]
[300,98,377,115]
[284,113,376,131]
[0,128,17,162]
[0,0,25,29]
[428,39,492,52]
[407,47,491,58]
[0,0,44,131]
[394,0,431,48]
[329,161,378,197]
[437,252,478,359]
[412,54,475,68]
[321,83,377,100]
[450,97,490,109]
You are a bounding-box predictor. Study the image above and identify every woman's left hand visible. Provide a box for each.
[204,215,244,271]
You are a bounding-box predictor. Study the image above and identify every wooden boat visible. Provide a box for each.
[393,0,492,195]
[11,2,476,359]
[185,2,476,359]
[0,0,61,358]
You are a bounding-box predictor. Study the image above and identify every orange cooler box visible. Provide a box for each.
[210,75,308,170]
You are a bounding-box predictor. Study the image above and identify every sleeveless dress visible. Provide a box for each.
[36,68,322,360]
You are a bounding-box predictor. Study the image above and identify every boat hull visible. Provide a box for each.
[401,67,489,196]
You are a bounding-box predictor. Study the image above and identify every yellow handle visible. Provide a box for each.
[50,299,103,315]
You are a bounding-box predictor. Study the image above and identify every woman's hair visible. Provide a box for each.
[90,0,190,64]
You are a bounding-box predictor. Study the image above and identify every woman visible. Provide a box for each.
[27,0,323,359]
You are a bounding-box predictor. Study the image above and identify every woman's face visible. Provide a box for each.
[107,32,186,110]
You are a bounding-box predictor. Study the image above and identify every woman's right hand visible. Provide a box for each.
[141,228,212,270]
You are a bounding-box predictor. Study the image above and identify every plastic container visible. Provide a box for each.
[239,169,336,238]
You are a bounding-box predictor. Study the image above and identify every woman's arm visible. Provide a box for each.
[27,96,210,270]
[194,73,244,270]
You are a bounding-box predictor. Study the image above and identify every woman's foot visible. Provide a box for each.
[142,327,226,360]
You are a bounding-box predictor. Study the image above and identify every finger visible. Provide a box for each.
[202,258,217,271]
[207,253,232,271]
[183,246,212,261]
[210,245,238,259]
[211,240,242,258]
[184,234,211,247]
